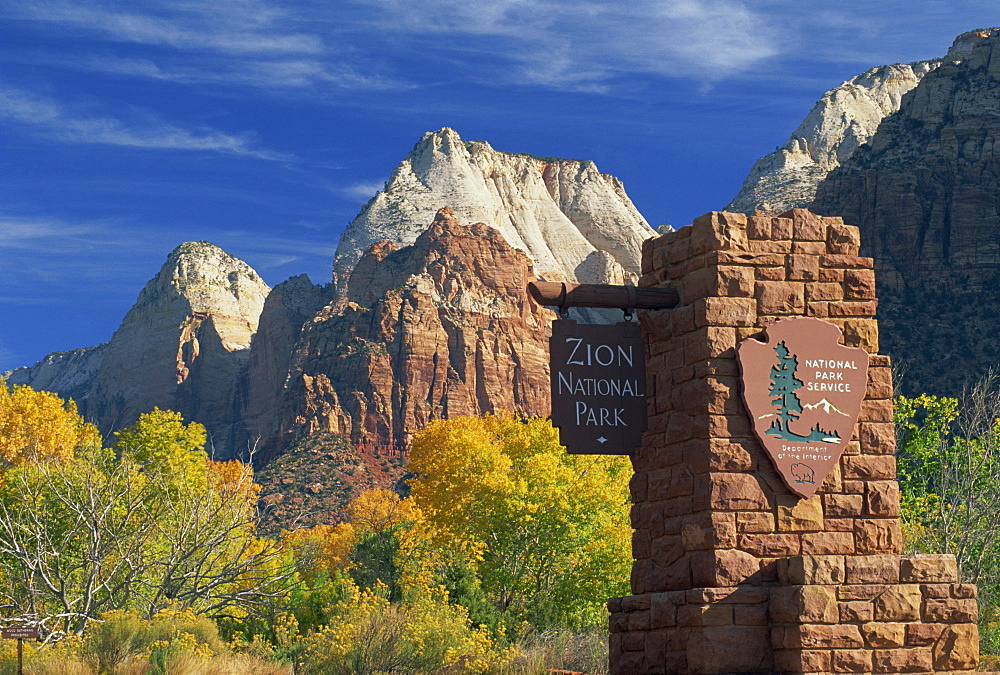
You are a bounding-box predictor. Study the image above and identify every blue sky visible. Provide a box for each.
[0,0,995,373]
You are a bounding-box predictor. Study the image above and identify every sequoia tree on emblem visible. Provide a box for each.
[737,318,868,498]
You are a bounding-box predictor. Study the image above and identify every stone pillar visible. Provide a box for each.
[609,209,979,674]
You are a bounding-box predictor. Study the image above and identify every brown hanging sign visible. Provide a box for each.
[549,318,647,454]
[737,317,868,498]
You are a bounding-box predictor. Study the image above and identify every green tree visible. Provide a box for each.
[896,372,1000,650]
[407,414,631,633]
[768,341,803,435]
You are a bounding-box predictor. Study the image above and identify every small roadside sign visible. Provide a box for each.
[1,626,37,640]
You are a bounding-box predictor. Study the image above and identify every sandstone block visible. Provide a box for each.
[684,326,737,364]
[746,215,771,240]
[874,584,922,621]
[650,536,684,567]
[792,241,826,255]
[839,584,889,601]
[688,587,769,604]
[867,366,894,400]
[777,494,825,531]
[632,530,651,558]
[861,398,895,423]
[694,472,770,511]
[920,583,950,598]
[650,593,677,629]
[843,454,896,480]
[952,583,977,598]
[820,268,844,282]
[932,623,979,670]
[771,215,794,240]
[860,422,896,454]
[681,512,736,551]
[899,554,959,583]
[782,624,864,649]
[755,280,805,315]
[779,555,846,586]
[770,585,838,624]
[831,648,872,672]
[839,600,873,622]
[788,254,820,281]
[872,647,932,673]
[840,317,879,352]
[855,518,902,554]
[862,622,907,647]
[621,595,651,612]
[906,623,944,646]
[736,511,775,533]
[824,493,864,517]
[801,531,854,555]
[827,223,861,255]
[644,631,668,671]
[715,265,755,297]
[693,296,757,328]
[647,465,695,500]
[782,208,827,241]
[806,281,844,301]
[822,254,874,269]
[689,549,760,587]
[845,555,900,584]
[923,598,978,623]
[677,603,733,627]
[627,610,651,631]
[757,266,786,280]
[773,649,832,673]
[844,268,877,299]
[734,604,769,626]
[684,438,754,473]
[690,211,750,255]
[739,533,801,557]
[866,481,901,517]
[686,626,771,674]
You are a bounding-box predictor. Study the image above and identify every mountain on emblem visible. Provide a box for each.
[737,318,869,498]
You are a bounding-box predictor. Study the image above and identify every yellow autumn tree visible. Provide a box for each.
[408,414,632,632]
[0,380,100,471]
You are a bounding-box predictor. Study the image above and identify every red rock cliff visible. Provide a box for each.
[255,208,553,457]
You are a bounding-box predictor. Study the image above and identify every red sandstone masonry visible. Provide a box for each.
[608,210,978,674]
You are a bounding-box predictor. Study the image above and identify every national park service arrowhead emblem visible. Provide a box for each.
[737,318,868,498]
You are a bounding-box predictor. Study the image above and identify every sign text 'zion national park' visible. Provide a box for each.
[549,319,646,454]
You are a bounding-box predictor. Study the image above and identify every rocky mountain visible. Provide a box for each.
[333,127,655,290]
[5,242,272,453]
[7,128,652,474]
[253,207,553,458]
[726,61,939,213]
[3,344,107,404]
[809,28,1000,395]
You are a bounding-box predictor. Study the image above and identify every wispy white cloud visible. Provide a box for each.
[6,0,322,55]
[348,0,782,85]
[0,89,288,159]
[338,181,385,202]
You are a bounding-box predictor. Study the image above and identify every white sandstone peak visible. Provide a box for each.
[727,61,941,213]
[332,127,655,290]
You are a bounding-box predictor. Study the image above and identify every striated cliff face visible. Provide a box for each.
[268,208,553,454]
[86,241,271,450]
[726,61,939,213]
[332,128,654,290]
[810,28,1000,395]
[239,274,329,452]
[812,29,1000,291]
